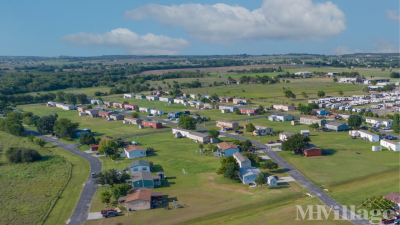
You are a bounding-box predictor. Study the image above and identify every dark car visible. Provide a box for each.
[148,114,153,116]
[267,141,275,144]
[276,140,282,143]
[381,218,395,224]
[235,130,243,134]
[388,136,398,140]
[103,211,119,218]
[91,173,96,178]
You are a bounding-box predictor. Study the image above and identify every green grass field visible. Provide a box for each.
[0,131,71,225]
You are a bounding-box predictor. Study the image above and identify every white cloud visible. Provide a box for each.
[60,28,191,55]
[331,46,361,55]
[372,38,399,53]
[385,10,400,23]
[123,0,347,45]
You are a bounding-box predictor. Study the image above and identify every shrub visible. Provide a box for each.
[7,147,42,164]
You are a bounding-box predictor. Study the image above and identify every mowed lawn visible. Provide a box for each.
[0,131,71,225]
[16,104,173,139]
[87,132,303,224]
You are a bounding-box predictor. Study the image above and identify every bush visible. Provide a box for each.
[7,147,42,164]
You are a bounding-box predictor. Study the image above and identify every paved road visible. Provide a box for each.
[208,131,370,225]
[26,130,102,225]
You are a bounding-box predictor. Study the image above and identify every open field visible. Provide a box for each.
[0,131,71,225]
[16,104,174,139]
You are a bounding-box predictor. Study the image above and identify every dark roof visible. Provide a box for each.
[303,143,321,151]
[130,160,150,168]
[130,171,154,182]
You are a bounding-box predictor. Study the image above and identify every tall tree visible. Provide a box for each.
[34,138,47,148]
[208,129,220,139]
[36,115,57,134]
[281,134,311,154]
[317,91,325,98]
[392,113,399,133]
[254,173,266,187]
[79,133,96,146]
[246,123,256,132]
[348,115,362,128]
[338,90,344,96]
[53,118,79,139]
[223,163,239,182]
[178,114,196,130]
[262,160,279,172]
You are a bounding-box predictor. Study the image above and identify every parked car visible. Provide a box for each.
[359,126,368,130]
[382,127,391,130]
[91,173,96,178]
[102,211,119,218]
[386,106,391,109]
[276,140,282,143]
[223,128,233,131]
[267,141,275,144]
[388,136,398,140]
[247,148,256,152]
[235,130,243,134]
[381,218,395,224]
[148,114,153,116]
[395,219,400,225]
[101,209,117,214]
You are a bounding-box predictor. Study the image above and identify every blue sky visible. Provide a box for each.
[0,0,399,56]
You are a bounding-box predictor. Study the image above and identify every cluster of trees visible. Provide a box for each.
[283,90,296,100]
[281,133,311,154]
[227,67,282,74]
[232,139,253,151]
[95,170,132,203]
[97,139,119,158]
[238,75,278,84]
[178,114,197,130]
[216,156,240,182]
[389,72,400,78]
[348,115,362,128]
[298,103,319,115]
[392,113,399,133]
[0,117,25,136]
[5,147,42,163]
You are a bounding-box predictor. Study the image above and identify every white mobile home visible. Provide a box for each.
[380,139,400,151]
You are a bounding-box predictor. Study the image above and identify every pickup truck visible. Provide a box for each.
[102,211,119,218]
[381,218,395,224]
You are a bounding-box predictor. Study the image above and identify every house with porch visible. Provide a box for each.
[238,166,261,184]
[85,109,99,117]
[383,193,400,208]
[129,160,151,173]
[365,118,393,127]
[215,142,239,156]
[253,126,273,136]
[126,171,155,189]
[120,188,162,211]
[358,130,379,142]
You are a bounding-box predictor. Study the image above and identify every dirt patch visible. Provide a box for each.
[208,176,253,195]
[140,65,299,75]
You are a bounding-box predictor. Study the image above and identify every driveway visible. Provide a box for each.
[25,130,102,225]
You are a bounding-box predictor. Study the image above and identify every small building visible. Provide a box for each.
[291,120,300,125]
[239,108,259,115]
[124,94,135,98]
[135,95,146,99]
[372,146,382,151]
[142,121,162,129]
[233,98,249,104]
[300,117,326,126]
[146,95,159,101]
[238,166,261,184]
[216,121,239,130]
[121,188,162,211]
[188,132,210,144]
[301,143,321,157]
[233,152,251,168]
[300,130,310,136]
[152,90,163,96]
[150,109,164,115]
[77,106,87,112]
[139,107,154,113]
[218,105,238,112]
[159,97,172,102]
[380,139,400,151]
[127,171,154,189]
[273,104,295,111]
[124,117,142,125]
[89,145,98,151]
[91,99,103,105]
[358,130,379,142]
[216,142,240,156]
[130,160,151,173]
[365,118,392,127]
[113,102,122,108]
[85,109,99,117]
[219,96,233,102]
[110,114,125,121]
[174,98,186,104]
[279,132,295,141]
[104,101,114,107]
[267,175,278,186]
[325,122,349,131]
[168,111,183,119]
[124,104,139,110]
[123,145,147,159]
[253,126,273,136]
[312,109,328,116]
[47,101,57,107]
[99,111,113,118]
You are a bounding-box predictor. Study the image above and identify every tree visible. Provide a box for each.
[333,78,338,82]
[100,191,112,204]
[246,123,256,132]
[317,91,325,98]
[130,112,140,118]
[7,147,42,164]
[0,117,25,136]
[234,109,241,115]
[98,139,118,155]
[53,118,79,139]
[258,105,264,114]
[94,169,127,187]
[309,123,319,129]
[254,173,266,187]
[223,163,238,182]
[284,90,296,100]
[371,80,377,85]
[208,129,220,138]
[24,117,34,126]
[27,133,35,143]
[79,133,96,146]
[36,115,57,134]
[34,138,47,148]
[103,147,116,157]
[301,92,308,98]
[308,103,319,109]
[262,160,278,172]
[348,115,362,128]
[111,183,131,201]
[281,133,311,154]
[393,113,399,133]
[178,114,196,130]
[198,143,204,150]
[338,90,344,96]
[217,156,238,175]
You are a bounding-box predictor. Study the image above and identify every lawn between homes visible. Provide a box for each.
[0,131,72,225]
[88,132,303,224]
[207,117,400,215]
